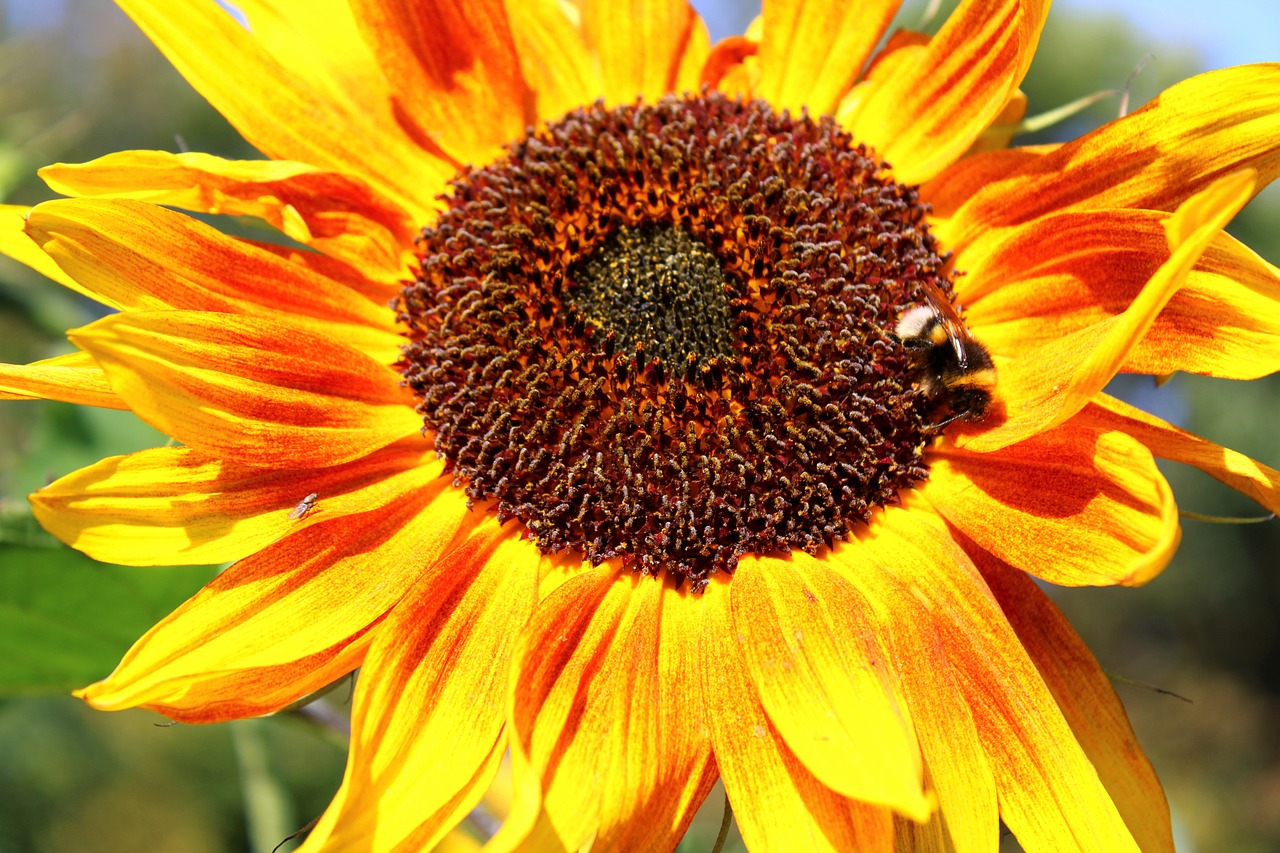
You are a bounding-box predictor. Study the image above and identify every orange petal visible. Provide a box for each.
[757,0,901,117]
[300,523,536,851]
[114,0,453,224]
[949,64,1280,241]
[582,0,711,105]
[251,241,404,310]
[975,549,1174,852]
[962,209,1280,380]
[66,311,422,469]
[963,169,1256,452]
[1147,231,1280,379]
[31,440,439,566]
[38,151,417,284]
[1086,394,1280,514]
[702,35,760,98]
[0,350,125,409]
[731,554,931,821]
[875,507,1140,851]
[493,568,717,852]
[922,145,1053,227]
[825,537,997,853]
[507,0,606,122]
[698,573,894,852]
[925,421,1179,587]
[26,199,403,362]
[349,0,529,166]
[847,0,1049,184]
[77,482,476,721]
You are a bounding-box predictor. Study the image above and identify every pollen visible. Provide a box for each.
[567,223,735,375]
[397,92,955,588]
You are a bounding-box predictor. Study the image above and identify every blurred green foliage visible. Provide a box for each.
[0,537,218,694]
[0,0,1276,851]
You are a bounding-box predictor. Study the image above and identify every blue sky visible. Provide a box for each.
[1061,0,1279,69]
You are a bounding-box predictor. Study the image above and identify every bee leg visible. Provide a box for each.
[922,414,956,433]
[923,408,974,433]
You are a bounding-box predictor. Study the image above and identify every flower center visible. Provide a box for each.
[398,92,955,589]
[567,224,735,376]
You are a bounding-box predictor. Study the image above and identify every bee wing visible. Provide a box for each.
[940,314,970,368]
[917,279,971,368]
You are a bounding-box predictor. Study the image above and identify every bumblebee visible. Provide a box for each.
[893,279,996,428]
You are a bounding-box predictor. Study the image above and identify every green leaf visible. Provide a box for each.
[0,539,216,695]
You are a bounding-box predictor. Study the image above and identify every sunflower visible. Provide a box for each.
[3,0,1279,850]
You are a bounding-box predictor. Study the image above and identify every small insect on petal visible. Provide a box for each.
[289,492,319,520]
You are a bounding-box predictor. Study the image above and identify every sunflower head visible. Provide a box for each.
[4,1,1279,852]
[396,92,970,587]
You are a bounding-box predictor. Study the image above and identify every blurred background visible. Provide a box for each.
[0,1,1275,851]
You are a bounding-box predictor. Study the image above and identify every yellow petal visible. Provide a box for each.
[78,483,475,721]
[596,580,718,850]
[926,422,1179,588]
[757,0,902,117]
[948,63,1280,243]
[967,89,1028,155]
[977,553,1174,852]
[876,507,1140,851]
[0,204,94,300]
[31,440,440,566]
[834,29,928,131]
[731,554,931,822]
[115,0,452,223]
[493,567,717,852]
[582,0,711,105]
[698,572,895,852]
[1086,394,1280,515]
[507,0,606,122]
[702,35,760,99]
[848,0,1049,184]
[39,151,416,285]
[27,198,403,362]
[1138,231,1280,379]
[961,209,1280,380]
[825,534,997,853]
[922,145,1053,228]
[963,169,1256,452]
[301,524,536,851]
[67,311,421,469]
[0,350,125,409]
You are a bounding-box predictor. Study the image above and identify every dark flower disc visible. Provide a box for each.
[397,92,955,589]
